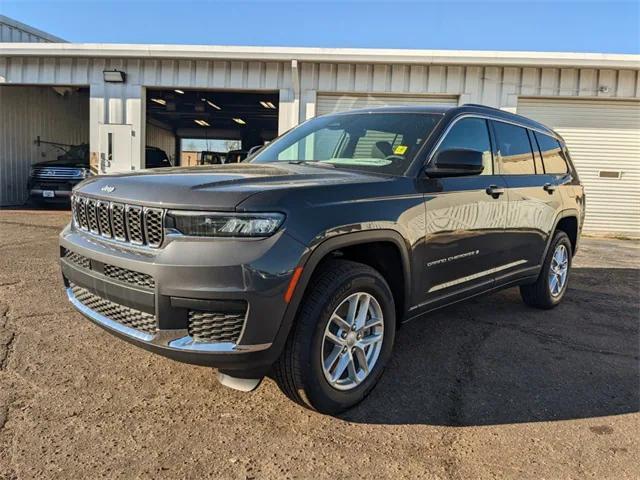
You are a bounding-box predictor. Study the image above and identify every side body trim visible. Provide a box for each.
[428,259,527,293]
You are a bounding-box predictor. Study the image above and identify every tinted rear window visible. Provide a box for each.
[493,121,535,175]
[534,132,568,174]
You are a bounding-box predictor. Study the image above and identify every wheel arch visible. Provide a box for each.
[541,209,580,264]
[269,230,413,361]
[296,230,411,317]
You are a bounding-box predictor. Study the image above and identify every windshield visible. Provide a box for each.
[58,144,89,162]
[250,112,442,175]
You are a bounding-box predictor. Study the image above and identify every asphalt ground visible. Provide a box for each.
[0,208,638,479]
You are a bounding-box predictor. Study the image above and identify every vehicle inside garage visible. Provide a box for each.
[145,89,279,167]
[0,85,89,206]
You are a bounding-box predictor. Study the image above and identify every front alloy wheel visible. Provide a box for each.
[321,292,384,390]
[274,259,396,414]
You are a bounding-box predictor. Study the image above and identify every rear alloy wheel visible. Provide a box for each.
[274,259,395,414]
[548,244,569,297]
[520,230,572,309]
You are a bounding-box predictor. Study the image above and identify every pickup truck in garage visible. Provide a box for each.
[28,144,171,205]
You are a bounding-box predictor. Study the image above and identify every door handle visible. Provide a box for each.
[543,183,557,194]
[486,185,505,198]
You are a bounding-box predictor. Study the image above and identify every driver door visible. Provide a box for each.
[418,117,509,307]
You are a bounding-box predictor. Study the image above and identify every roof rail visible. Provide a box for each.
[461,103,504,112]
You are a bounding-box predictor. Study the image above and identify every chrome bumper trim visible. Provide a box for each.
[66,287,271,353]
[66,287,154,342]
[31,189,72,198]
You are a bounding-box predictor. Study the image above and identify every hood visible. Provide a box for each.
[75,162,383,210]
[34,157,89,169]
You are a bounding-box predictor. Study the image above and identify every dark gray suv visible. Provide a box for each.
[59,104,584,413]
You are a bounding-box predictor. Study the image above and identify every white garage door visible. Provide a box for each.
[316,94,458,116]
[517,98,640,236]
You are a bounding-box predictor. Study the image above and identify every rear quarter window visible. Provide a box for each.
[534,132,568,174]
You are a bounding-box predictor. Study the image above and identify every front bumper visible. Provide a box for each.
[29,179,79,200]
[60,223,307,374]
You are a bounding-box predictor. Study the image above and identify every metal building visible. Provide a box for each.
[0,15,66,43]
[0,18,639,235]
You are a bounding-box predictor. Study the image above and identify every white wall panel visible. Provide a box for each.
[0,86,88,205]
[0,57,291,90]
[316,93,458,115]
[298,62,638,115]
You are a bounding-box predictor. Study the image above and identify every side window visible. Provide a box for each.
[493,121,535,175]
[435,117,493,175]
[534,132,568,174]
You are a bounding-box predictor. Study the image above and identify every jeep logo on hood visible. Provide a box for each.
[101,185,116,193]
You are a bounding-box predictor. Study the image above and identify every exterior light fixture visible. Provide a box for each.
[206,100,222,110]
[103,69,126,83]
[174,89,185,94]
[260,101,276,109]
[150,98,167,106]
[233,118,246,125]
[194,120,210,127]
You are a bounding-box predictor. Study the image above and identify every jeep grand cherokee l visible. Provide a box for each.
[59,104,584,413]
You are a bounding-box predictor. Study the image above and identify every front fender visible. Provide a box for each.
[265,229,413,364]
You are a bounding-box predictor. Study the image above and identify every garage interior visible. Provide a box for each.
[0,85,89,205]
[145,89,279,166]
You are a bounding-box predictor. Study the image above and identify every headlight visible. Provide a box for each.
[166,211,285,238]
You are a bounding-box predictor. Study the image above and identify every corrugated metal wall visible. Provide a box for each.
[299,63,640,113]
[0,53,638,233]
[316,93,458,114]
[518,98,640,236]
[0,56,291,90]
[0,86,89,205]
[1,25,48,43]
[0,16,64,43]
[146,123,176,164]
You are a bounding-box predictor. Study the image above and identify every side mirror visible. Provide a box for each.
[425,148,485,178]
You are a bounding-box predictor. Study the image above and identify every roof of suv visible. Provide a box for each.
[332,103,557,138]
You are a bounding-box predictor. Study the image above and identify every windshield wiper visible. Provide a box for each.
[286,160,335,168]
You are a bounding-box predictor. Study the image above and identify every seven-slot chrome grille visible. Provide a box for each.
[72,194,164,248]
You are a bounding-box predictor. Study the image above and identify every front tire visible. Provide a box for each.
[520,230,572,309]
[274,259,395,414]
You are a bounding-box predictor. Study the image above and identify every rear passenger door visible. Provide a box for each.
[491,120,563,277]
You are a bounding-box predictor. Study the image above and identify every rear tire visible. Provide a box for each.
[520,230,572,309]
[274,259,395,414]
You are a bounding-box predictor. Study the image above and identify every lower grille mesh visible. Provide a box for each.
[103,264,155,289]
[188,310,246,343]
[63,248,90,269]
[70,283,157,334]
